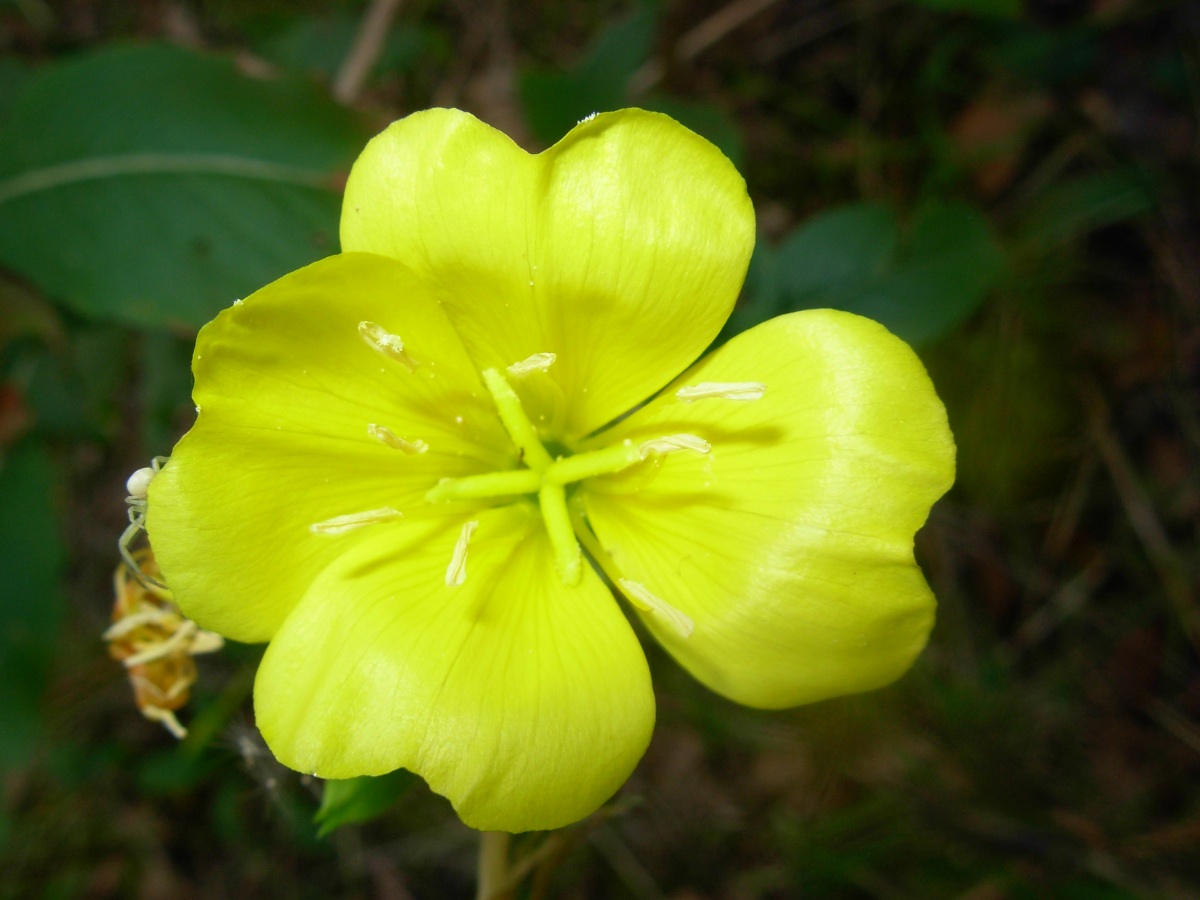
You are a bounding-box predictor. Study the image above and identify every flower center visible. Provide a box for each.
[427,367,651,586]
[309,332,766,636]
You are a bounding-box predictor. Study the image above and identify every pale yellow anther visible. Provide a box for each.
[101,608,174,641]
[445,520,478,587]
[506,352,557,376]
[165,679,190,700]
[368,423,429,455]
[675,381,766,402]
[309,506,403,535]
[123,620,198,668]
[142,706,187,739]
[617,579,695,638]
[189,631,225,654]
[639,434,711,458]
[358,321,418,371]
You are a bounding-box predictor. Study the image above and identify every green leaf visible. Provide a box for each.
[520,5,658,144]
[854,201,1005,345]
[0,58,29,120]
[775,201,1004,346]
[777,203,897,301]
[314,770,418,837]
[723,239,782,339]
[139,331,195,453]
[0,43,368,330]
[982,24,1098,87]
[19,325,128,439]
[1016,170,1156,251]
[0,439,64,769]
[260,14,431,80]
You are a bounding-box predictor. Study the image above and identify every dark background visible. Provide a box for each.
[0,0,1198,897]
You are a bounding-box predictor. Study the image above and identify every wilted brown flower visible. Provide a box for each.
[104,548,223,738]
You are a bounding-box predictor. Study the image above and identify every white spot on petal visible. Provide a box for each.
[506,352,557,376]
[310,506,403,535]
[618,579,695,638]
[639,434,711,458]
[675,381,766,402]
[445,520,478,587]
[358,321,418,370]
[367,423,428,454]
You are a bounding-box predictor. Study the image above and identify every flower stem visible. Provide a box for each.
[476,830,511,900]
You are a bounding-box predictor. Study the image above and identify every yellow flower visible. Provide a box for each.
[145,109,954,833]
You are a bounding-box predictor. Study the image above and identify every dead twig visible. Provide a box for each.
[1148,699,1200,757]
[588,824,665,900]
[333,0,404,105]
[1086,393,1198,646]
[630,0,784,96]
[1004,556,1109,661]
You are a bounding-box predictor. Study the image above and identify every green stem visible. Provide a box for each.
[476,830,511,900]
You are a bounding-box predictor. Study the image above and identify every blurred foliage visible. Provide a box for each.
[520,1,745,163]
[314,770,419,838]
[259,12,436,79]
[521,5,658,143]
[0,440,64,769]
[0,43,366,329]
[0,0,1197,897]
[729,200,1005,346]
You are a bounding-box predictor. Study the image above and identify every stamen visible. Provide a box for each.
[189,631,225,655]
[309,506,403,535]
[426,469,542,502]
[538,482,581,585]
[545,441,641,485]
[675,381,766,402]
[123,620,197,668]
[358,321,418,371]
[445,520,478,587]
[617,579,695,638]
[639,434,711,458]
[506,352,557,376]
[101,608,175,641]
[367,423,428,455]
[142,706,187,739]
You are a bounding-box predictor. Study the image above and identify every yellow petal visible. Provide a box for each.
[254,505,655,832]
[580,310,955,708]
[147,253,513,642]
[341,108,755,440]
